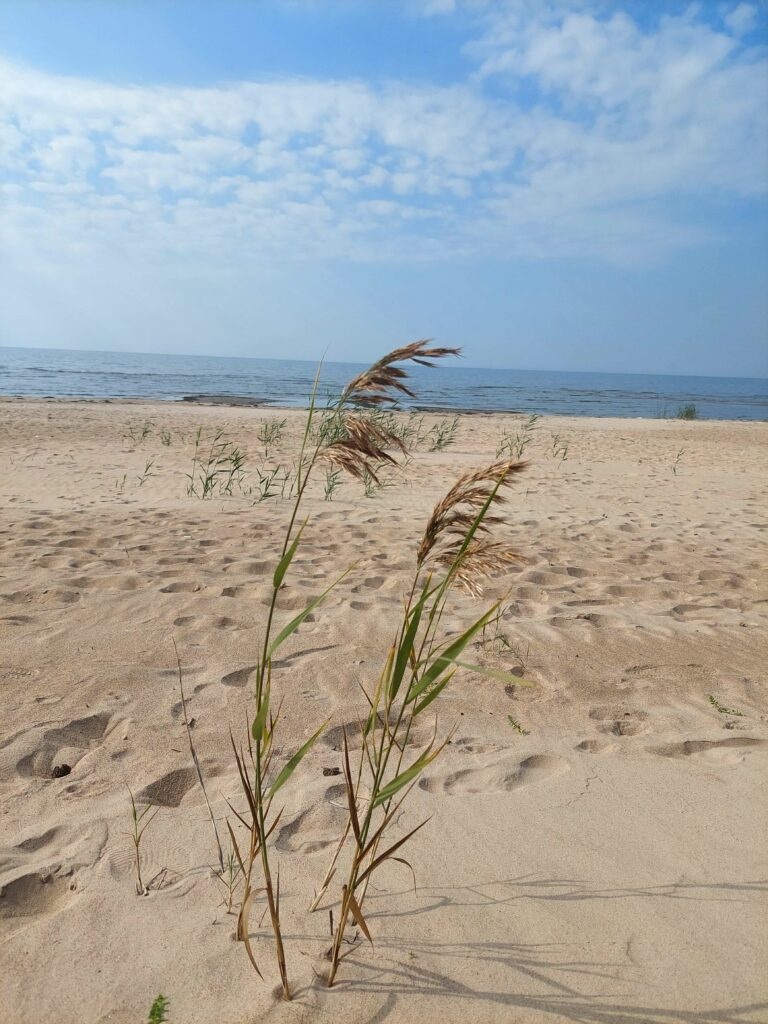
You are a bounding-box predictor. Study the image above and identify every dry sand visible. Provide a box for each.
[1,398,766,1024]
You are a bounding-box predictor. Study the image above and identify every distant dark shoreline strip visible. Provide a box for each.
[181,393,273,407]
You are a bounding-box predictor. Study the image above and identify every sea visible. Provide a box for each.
[1,346,766,421]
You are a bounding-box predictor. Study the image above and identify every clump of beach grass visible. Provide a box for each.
[677,403,698,420]
[550,432,569,465]
[323,467,342,500]
[147,994,169,1023]
[507,714,529,735]
[215,838,242,914]
[249,464,292,502]
[125,788,159,895]
[137,458,155,487]
[314,456,529,985]
[428,414,459,451]
[708,694,745,717]
[124,419,154,447]
[224,340,459,999]
[186,428,247,498]
[258,418,286,458]
[497,412,539,460]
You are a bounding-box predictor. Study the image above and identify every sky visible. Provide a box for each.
[0,0,766,377]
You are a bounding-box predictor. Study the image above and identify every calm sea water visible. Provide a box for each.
[1,346,766,420]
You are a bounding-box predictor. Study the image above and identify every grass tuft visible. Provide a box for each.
[677,403,698,420]
[708,695,745,717]
[497,413,539,460]
[428,414,459,451]
[147,994,169,1023]
[258,418,287,458]
[186,428,247,498]
[507,714,529,735]
[125,788,159,895]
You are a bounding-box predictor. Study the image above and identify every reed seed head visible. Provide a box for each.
[321,341,460,481]
[320,415,407,483]
[342,340,461,407]
[418,459,527,594]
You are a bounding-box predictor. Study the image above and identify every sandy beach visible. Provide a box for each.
[1,397,766,1024]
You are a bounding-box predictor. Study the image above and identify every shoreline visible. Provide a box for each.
[0,393,764,423]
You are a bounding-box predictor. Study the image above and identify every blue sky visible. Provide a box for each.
[0,0,766,376]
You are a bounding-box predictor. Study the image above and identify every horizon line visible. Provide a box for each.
[2,343,767,383]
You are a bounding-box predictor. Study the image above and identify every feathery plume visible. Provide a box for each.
[320,340,460,482]
[418,459,527,593]
[342,340,461,407]
[320,415,406,483]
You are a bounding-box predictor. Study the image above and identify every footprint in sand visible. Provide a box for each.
[589,706,649,737]
[575,738,616,754]
[419,754,570,795]
[649,737,767,764]
[221,666,255,688]
[274,782,352,855]
[159,581,201,594]
[4,589,81,606]
[453,736,506,755]
[16,712,115,779]
[351,576,386,593]
[0,872,73,923]
[170,682,209,717]
[137,767,199,807]
[323,720,431,753]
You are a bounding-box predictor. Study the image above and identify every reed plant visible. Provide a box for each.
[708,695,745,717]
[257,418,287,458]
[124,420,154,446]
[316,457,528,985]
[226,341,459,999]
[550,432,569,465]
[137,458,155,487]
[323,467,342,500]
[428,414,459,451]
[250,464,292,502]
[507,714,529,735]
[215,839,243,914]
[147,994,169,1023]
[186,428,247,498]
[312,406,428,463]
[677,403,698,420]
[497,412,539,460]
[125,788,159,895]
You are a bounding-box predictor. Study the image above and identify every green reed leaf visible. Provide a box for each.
[267,568,351,659]
[390,583,429,700]
[268,719,328,798]
[407,605,499,706]
[273,517,309,590]
[251,680,271,743]
[372,746,439,807]
[412,669,456,716]
[452,661,535,686]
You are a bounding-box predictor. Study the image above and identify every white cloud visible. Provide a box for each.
[723,3,758,36]
[0,2,765,268]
